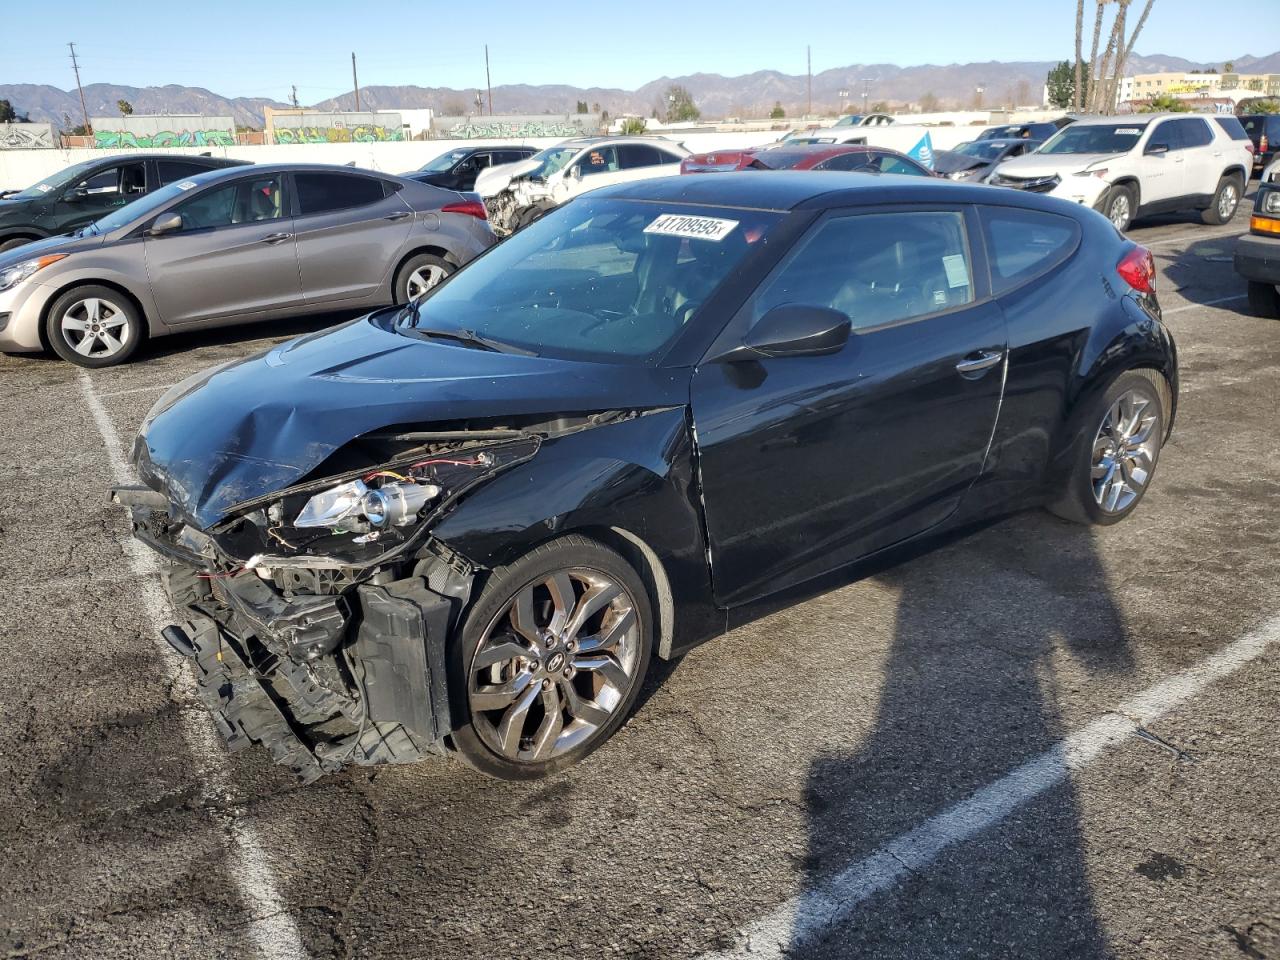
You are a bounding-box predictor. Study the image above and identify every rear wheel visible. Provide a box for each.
[1102,185,1136,232]
[448,535,653,780]
[1049,370,1166,526]
[45,285,143,368]
[1201,174,1242,225]
[1247,281,1280,319]
[393,253,453,304]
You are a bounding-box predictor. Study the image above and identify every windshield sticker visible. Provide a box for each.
[644,214,740,242]
[942,254,969,289]
[175,180,198,191]
[35,184,51,193]
[1116,128,1141,135]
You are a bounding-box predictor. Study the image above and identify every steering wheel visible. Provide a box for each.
[676,300,703,326]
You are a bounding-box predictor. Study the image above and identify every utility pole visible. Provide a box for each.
[290,85,299,108]
[806,46,812,117]
[485,45,493,115]
[859,77,875,113]
[68,42,91,134]
[351,52,361,112]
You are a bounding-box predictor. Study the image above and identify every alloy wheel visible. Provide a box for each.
[1109,194,1131,230]
[1091,389,1160,514]
[60,297,130,359]
[1218,183,1238,220]
[406,264,448,299]
[468,568,641,763]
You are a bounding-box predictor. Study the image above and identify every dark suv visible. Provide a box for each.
[0,153,246,253]
[401,145,538,192]
[1241,114,1280,177]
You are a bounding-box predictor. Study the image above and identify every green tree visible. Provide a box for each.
[1245,99,1280,114]
[1046,60,1090,109]
[1224,61,1234,72]
[575,100,588,114]
[1140,93,1191,113]
[919,91,940,112]
[0,99,20,123]
[117,99,133,118]
[663,84,700,123]
[870,101,890,113]
[620,116,647,135]
[769,101,785,119]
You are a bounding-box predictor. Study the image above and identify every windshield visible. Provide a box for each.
[523,146,580,180]
[10,160,100,201]
[88,179,197,234]
[401,197,780,364]
[1039,123,1147,155]
[421,149,469,173]
[955,140,1009,161]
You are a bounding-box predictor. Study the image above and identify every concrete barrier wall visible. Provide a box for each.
[0,126,980,191]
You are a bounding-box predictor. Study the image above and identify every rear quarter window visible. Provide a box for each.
[979,206,1081,296]
[1213,117,1249,141]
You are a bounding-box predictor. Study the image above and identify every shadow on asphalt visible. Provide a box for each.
[790,514,1133,956]
[136,308,362,362]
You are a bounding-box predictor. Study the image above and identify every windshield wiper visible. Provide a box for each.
[409,326,537,356]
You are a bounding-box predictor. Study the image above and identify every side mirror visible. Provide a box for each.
[148,212,184,236]
[65,187,88,202]
[569,165,583,180]
[1145,142,1169,156]
[715,304,852,362]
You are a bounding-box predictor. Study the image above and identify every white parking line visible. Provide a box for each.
[96,382,179,399]
[78,370,310,960]
[702,612,1280,960]
[1162,294,1249,315]
[1145,228,1242,247]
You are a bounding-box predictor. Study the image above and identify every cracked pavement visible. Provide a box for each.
[0,197,1278,959]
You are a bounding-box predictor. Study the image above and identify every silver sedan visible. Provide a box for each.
[0,163,496,366]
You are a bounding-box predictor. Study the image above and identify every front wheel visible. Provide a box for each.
[1201,174,1242,225]
[45,285,143,367]
[1102,185,1135,232]
[448,535,653,780]
[1049,370,1167,526]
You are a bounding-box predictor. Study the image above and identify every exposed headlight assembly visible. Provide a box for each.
[0,253,66,292]
[293,477,443,531]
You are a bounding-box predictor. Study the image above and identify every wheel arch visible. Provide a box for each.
[1221,165,1248,187]
[390,245,459,297]
[37,277,152,352]
[1110,176,1141,206]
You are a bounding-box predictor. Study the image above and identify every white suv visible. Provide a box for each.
[475,137,688,235]
[987,113,1252,232]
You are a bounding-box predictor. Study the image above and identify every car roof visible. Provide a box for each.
[597,170,1054,212]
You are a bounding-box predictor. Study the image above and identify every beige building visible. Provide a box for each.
[1119,71,1280,103]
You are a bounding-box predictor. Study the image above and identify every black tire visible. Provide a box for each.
[448,534,654,780]
[45,284,144,368]
[1101,185,1136,232]
[393,253,454,304]
[514,205,548,232]
[1201,174,1243,225]
[0,237,33,254]
[1048,369,1167,526]
[1247,281,1280,319]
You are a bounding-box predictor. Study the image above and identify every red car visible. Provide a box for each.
[680,143,936,177]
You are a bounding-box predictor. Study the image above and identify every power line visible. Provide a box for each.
[68,42,91,134]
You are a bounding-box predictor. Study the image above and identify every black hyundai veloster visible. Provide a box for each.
[114,173,1177,782]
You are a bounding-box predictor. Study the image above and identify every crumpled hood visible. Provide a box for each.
[475,158,541,198]
[135,312,689,528]
[931,151,987,176]
[993,152,1121,179]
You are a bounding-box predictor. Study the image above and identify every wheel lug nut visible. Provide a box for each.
[565,640,577,653]
[563,667,574,679]
[544,636,556,648]
[542,679,553,691]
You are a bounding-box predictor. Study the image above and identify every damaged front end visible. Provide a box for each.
[114,431,539,782]
[484,176,563,237]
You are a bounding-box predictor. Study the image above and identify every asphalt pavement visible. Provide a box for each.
[0,194,1276,960]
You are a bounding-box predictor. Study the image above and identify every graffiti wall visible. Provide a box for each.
[267,109,406,144]
[89,115,235,149]
[432,114,601,139]
[0,123,55,150]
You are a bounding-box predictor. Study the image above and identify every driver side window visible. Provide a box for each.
[575,147,619,176]
[752,211,974,331]
[72,162,146,198]
[171,176,284,231]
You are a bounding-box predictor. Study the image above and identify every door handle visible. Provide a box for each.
[261,232,293,244]
[385,211,412,221]
[955,350,1003,378]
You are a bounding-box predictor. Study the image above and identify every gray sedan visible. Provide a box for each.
[0,163,495,366]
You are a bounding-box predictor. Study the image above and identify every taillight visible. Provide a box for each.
[1117,245,1156,294]
[441,199,488,221]
[1246,141,1256,155]
[1262,133,1269,154]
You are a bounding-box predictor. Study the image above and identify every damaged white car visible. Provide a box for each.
[476,136,688,235]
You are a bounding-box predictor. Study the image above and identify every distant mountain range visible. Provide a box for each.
[5,51,1278,129]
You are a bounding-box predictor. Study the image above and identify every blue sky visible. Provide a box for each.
[4,0,1277,99]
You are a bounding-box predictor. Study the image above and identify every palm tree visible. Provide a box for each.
[1087,0,1109,112]
[1111,0,1155,109]
[1074,0,1086,111]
